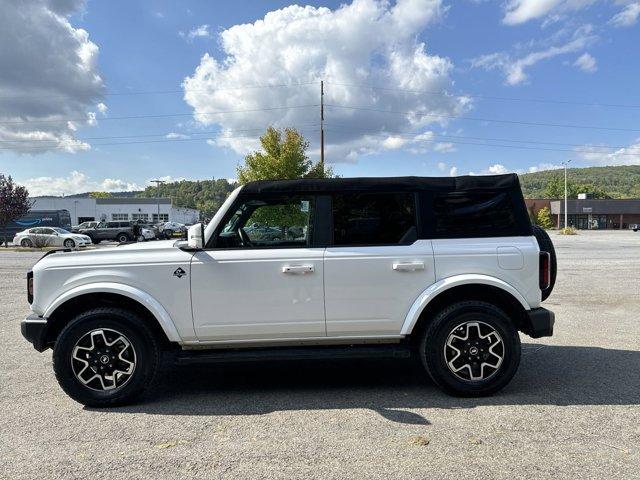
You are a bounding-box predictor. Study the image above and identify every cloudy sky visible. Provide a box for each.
[1,0,639,195]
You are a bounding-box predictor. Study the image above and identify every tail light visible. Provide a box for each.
[539,252,551,290]
[27,271,33,304]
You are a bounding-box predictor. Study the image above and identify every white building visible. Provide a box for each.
[29,197,200,225]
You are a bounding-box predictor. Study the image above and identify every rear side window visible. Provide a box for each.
[106,222,119,228]
[433,191,518,237]
[332,192,417,246]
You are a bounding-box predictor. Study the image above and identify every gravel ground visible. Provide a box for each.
[0,231,638,479]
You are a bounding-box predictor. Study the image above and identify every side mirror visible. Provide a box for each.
[187,223,204,249]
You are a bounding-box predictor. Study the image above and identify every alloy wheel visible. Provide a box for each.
[71,328,137,391]
[444,321,504,382]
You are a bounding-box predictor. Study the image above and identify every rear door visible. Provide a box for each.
[324,192,435,337]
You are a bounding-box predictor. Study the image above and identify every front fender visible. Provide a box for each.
[43,282,182,342]
[400,274,530,335]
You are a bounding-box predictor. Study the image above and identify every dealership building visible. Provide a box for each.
[525,198,640,229]
[29,197,200,226]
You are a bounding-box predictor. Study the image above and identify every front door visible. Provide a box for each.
[324,192,435,337]
[190,194,326,342]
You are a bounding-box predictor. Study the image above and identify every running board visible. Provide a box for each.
[174,344,412,365]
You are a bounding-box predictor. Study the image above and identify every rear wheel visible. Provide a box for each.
[52,308,161,407]
[164,229,173,238]
[117,233,129,243]
[20,238,33,248]
[420,301,521,397]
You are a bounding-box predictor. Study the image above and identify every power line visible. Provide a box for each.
[325,104,640,133]
[0,82,317,100]
[324,81,640,109]
[0,104,319,126]
[323,127,640,157]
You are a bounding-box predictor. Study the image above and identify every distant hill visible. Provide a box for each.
[63,191,142,198]
[519,165,640,199]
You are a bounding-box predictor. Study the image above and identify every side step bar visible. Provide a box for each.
[174,344,412,365]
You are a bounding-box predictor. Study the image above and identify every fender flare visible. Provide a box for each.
[43,282,181,342]
[400,274,530,335]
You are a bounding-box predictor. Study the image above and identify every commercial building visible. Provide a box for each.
[29,197,200,225]
[550,199,640,229]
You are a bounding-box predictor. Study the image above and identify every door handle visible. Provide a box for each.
[282,264,314,274]
[392,261,425,272]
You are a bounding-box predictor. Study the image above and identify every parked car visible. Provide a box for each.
[158,221,186,238]
[244,223,284,241]
[630,224,639,232]
[79,221,136,244]
[21,174,556,407]
[71,221,98,233]
[136,224,156,242]
[13,227,92,249]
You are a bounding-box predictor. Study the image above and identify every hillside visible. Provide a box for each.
[518,165,640,199]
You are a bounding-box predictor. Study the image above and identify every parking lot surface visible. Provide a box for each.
[1,231,638,479]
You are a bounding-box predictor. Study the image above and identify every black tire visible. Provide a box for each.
[532,225,557,301]
[90,236,100,244]
[419,301,521,397]
[117,233,130,243]
[164,229,173,238]
[52,308,161,407]
[21,238,33,248]
[63,239,75,249]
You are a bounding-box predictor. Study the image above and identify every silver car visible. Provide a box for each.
[13,227,92,249]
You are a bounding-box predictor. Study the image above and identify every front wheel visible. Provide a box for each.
[63,239,76,249]
[117,233,129,243]
[419,301,521,397]
[52,308,161,407]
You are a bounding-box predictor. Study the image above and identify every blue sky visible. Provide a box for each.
[1,0,639,195]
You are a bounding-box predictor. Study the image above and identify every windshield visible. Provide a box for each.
[52,228,70,234]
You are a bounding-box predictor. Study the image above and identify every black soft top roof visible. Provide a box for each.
[241,174,521,195]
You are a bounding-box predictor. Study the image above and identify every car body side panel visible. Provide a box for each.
[432,236,540,307]
[31,242,196,341]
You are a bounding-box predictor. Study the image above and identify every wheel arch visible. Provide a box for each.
[43,283,181,348]
[402,275,530,340]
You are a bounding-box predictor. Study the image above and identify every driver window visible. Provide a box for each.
[216,196,314,249]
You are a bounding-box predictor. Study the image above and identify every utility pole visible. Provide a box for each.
[150,179,165,223]
[320,80,325,175]
[562,160,571,229]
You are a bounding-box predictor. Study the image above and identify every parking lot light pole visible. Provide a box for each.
[150,179,165,223]
[562,160,571,228]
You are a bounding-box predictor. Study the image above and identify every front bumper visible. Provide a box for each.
[21,314,49,352]
[522,307,555,338]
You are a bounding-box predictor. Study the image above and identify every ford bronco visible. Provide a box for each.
[21,174,556,406]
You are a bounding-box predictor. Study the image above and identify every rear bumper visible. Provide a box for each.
[21,314,49,352]
[522,307,555,338]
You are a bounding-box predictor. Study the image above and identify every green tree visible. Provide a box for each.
[536,207,554,229]
[89,191,112,198]
[237,127,332,184]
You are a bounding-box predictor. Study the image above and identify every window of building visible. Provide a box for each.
[132,213,149,222]
[433,191,517,237]
[152,213,169,223]
[332,192,417,246]
[112,213,129,221]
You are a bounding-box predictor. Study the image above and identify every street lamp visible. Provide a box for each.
[150,179,166,223]
[561,160,572,228]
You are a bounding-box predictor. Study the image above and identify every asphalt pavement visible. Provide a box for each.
[0,230,638,479]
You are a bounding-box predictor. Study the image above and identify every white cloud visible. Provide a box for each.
[609,2,640,27]
[433,142,455,152]
[182,24,213,41]
[96,102,108,114]
[382,136,407,150]
[449,166,458,176]
[502,0,596,25]
[576,142,640,165]
[488,164,510,174]
[0,0,104,154]
[527,163,563,173]
[471,25,596,85]
[21,171,141,196]
[183,0,469,162]
[437,161,447,171]
[165,132,190,139]
[573,52,597,72]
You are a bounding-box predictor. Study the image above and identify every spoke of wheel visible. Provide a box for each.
[445,321,504,381]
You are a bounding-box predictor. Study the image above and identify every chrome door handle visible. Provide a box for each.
[392,261,425,272]
[282,264,314,274]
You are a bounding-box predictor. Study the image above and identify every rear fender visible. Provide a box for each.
[400,274,530,335]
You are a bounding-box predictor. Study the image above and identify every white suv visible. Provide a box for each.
[22,175,556,406]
